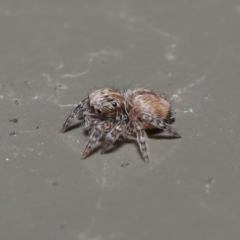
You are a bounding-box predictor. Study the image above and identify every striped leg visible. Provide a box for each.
[101,121,127,154]
[132,120,150,163]
[140,113,180,137]
[82,121,111,159]
[61,98,88,133]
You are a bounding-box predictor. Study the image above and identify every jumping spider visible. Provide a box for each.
[61,88,180,163]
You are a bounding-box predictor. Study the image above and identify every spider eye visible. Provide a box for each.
[97,110,102,114]
[111,101,117,107]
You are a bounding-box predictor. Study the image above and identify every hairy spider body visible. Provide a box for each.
[124,89,175,129]
[61,88,180,163]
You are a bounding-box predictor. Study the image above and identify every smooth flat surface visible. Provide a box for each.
[0,1,240,240]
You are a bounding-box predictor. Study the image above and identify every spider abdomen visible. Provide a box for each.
[127,89,174,129]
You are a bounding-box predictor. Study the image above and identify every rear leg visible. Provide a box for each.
[140,113,181,137]
[132,120,150,163]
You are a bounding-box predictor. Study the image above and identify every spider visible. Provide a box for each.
[61,88,180,163]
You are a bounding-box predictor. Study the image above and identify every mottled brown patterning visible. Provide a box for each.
[61,88,180,163]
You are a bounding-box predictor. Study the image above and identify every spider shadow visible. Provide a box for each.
[61,122,82,132]
[62,124,181,159]
[83,129,181,159]
[146,129,181,140]
[81,138,136,159]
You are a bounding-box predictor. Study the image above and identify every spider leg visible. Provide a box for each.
[83,115,100,133]
[82,121,111,159]
[61,98,88,133]
[140,113,181,137]
[132,120,150,163]
[101,121,127,154]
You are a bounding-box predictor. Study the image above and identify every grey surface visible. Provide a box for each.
[0,1,240,239]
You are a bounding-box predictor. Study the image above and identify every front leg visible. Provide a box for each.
[61,98,88,133]
[101,121,127,154]
[82,121,111,159]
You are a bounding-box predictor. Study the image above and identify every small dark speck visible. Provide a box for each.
[23,80,31,87]
[36,126,39,129]
[52,182,58,186]
[9,118,18,123]
[121,163,130,168]
[14,100,19,105]
[60,224,65,229]
[10,131,17,136]
[207,177,214,185]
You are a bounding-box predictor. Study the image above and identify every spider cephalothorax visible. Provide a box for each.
[89,88,125,119]
[61,88,180,163]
